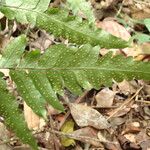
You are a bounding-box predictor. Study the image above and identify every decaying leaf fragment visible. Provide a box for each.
[69,103,111,129]
[72,127,103,147]
[24,102,45,130]
[61,120,75,147]
[95,88,115,107]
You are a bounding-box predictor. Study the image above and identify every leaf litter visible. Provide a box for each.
[0,0,150,150]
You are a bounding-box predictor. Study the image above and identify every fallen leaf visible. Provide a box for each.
[61,120,75,147]
[69,103,111,129]
[122,122,141,135]
[109,117,126,127]
[135,129,150,145]
[118,80,137,94]
[124,133,136,143]
[118,135,141,150]
[140,139,150,150]
[143,84,150,95]
[95,88,115,107]
[96,19,130,41]
[24,102,45,130]
[72,127,103,147]
[107,107,131,117]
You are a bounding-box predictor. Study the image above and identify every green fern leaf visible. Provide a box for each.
[37,8,128,48]
[0,73,38,150]
[0,0,50,24]
[35,44,150,91]
[1,36,150,95]
[0,36,150,111]
[0,36,64,116]
[0,36,150,149]
[0,1,128,49]
[0,35,26,68]
[10,70,47,118]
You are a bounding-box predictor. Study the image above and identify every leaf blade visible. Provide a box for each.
[0,75,38,150]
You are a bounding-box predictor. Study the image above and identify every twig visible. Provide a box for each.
[116,0,125,17]
[107,86,143,120]
[49,128,117,144]
[135,100,150,104]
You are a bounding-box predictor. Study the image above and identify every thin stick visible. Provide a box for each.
[107,86,143,120]
[135,100,150,104]
[49,129,117,144]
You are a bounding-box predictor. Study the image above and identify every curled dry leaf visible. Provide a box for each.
[72,127,103,147]
[95,88,115,107]
[118,135,141,150]
[69,103,111,129]
[24,102,45,130]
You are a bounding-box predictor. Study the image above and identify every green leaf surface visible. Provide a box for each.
[36,8,128,48]
[0,76,38,150]
[0,35,150,149]
[0,0,50,24]
[133,33,150,43]
[144,18,150,32]
[10,70,47,118]
[0,3,128,49]
[0,35,26,68]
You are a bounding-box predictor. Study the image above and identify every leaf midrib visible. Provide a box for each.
[1,67,149,74]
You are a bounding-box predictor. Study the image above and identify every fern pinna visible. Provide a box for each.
[0,0,150,149]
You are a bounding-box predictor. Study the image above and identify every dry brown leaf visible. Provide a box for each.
[122,122,141,135]
[118,80,137,94]
[30,30,53,52]
[143,84,150,95]
[109,117,126,127]
[124,133,136,143]
[47,105,60,115]
[107,106,131,117]
[24,102,45,130]
[95,88,115,107]
[135,129,150,145]
[72,127,103,147]
[96,19,140,57]
[96,19,130,41]
[140,139,150,150]
[69,103,111,129]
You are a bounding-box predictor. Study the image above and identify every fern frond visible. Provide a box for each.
[0,0,50,24]
[37,8,129,48]
[1,36,150,102]
[0,73,38,150]
[0,35,150,149]
[0,1,128,49]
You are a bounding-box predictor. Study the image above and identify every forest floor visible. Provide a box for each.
[0,0,150,150]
